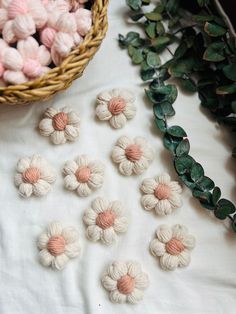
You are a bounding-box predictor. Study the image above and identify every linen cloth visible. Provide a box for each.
[0,1,236,313]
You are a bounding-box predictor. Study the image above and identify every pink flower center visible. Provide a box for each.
[125,144,142,162]
[166,238,185,256]
[47,235,66,256]
[117,275,135,295]
[52,112,68,131]
[22,167,41,184]
[75,167,91,183]
[23,59,42,78]
[108,97,126,115]
[154,184,171,200]
[96,209,116,229]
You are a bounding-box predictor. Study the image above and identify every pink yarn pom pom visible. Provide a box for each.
[8,0,28,20]
[23,59,42,78]
[56,12,77,33]
[75,8,92,36]
[3,47,23,71]
[2,20,17,43]
[3,70,28,85]
[12,14,36,40]
[0,8,8,30]
[0,62,4,77]
[29,0,47,29]
[40,27,56,48]
[53,32,74,57]
[51,45,63,66]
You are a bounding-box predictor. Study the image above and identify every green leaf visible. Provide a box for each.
[180,174,196,189]
[152,36,170,52]
[131,48,144,64]
[203,42,226,62]
[176,139,190,156]
[153,102,175,119]
[223,64,236,81]
[214,199,236,220]
[190,163,204,182]
[163,134,181,154]
[174,156,195,175]
[193,15,214,23]
[145,12,162,21]
[126,0,142,11]
[204,22,226,37]
[146,52,161,68]
[145,22,156,38]
[212,187,221,205]
[154,3,164,13]
[155,118,166,132]
[167,126,187,138]
[166,0,179,14]
[179,78,198,93]
[216,84,236,95]
[140,68,155,81]
[196,176,215,192]
[192,189,212,203]
[174,42,188,59]
[156,22,165,35]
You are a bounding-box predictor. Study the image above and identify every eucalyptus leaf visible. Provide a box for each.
[214,199,236,220]
[203,42,226,62]
[204,22,226,37]
[167,125,187,138]
[196,176,215,192]
[223,64,236,81]
[212,187,221,205]
[145,12,162,21]
[174,156,195,175]
[190,163,204,181]
[126,0,142,11]
[176,139,190,156]
[216,84,236,95]
[146,52,161,67]
[163,134,181,153]
[155,118,166,132]
[145,22,156,38]
[192,189,212,203]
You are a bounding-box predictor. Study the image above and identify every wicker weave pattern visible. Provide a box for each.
[0,0,109,105]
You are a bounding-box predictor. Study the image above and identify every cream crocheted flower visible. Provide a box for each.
[37,221,81,270]
[140,173,182,216]
[63,155,105,197]
[14,154,56,198]
[83,197,128,245]
[111,135,154,176]
[150,224,196,271]
[101,261,149,304]
[39,107,80,145]
[96,89,136,129]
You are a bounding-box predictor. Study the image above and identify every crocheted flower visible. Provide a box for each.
[63,155,105,197]
[150,224,196,271]
[1,0,47,43]
[111,135,154,176]
[14,154,56,198]
[37,221,81,270]
[3,36,51,85]
[39,107,80,145]
[83,197,128,245]
[96,89,136,129]
[140,173,182,216]
[101,261,149,304]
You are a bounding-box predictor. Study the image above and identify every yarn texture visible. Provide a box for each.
[150,224,196,271]
[14,154,56,198]
[39,106,80,144]
[63,155,105,197]
[111,135,154,176]
[83,197,128,245]
[37,221,81,270]
[101,261,149,304]
[96,88,136,129]
[140,173,182,216]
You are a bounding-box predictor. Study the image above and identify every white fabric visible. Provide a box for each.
[0,1,236,313]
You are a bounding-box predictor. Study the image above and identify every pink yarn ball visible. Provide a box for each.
[12,14,36,39]
[2,20,16,43]
[8,0,28,20]
[23,59,42,78]
[0,8,8,30]
[40,27,56,48]
[75,8,92,36]
[4,70,28,85]
[53,32,74,57]
[0,62,4,77]
[56,12,77,33]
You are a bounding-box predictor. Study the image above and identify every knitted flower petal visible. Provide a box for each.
[150,239,166,257]
[127,288,144,304]
[64,174,79,190]
[160,254,179,271]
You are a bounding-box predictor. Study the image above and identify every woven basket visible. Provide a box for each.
[0,0,109,106]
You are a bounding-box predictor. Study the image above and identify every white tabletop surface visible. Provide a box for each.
[0,1,236,313]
